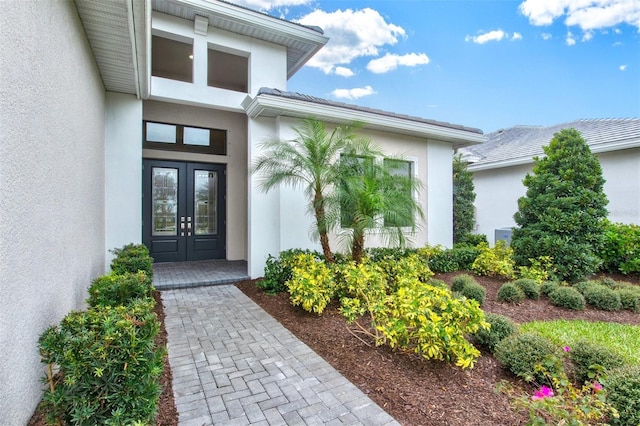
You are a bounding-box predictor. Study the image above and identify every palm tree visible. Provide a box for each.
[251,117,373,263]
[338,155,424,264]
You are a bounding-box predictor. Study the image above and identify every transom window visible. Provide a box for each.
[144,121,226,155]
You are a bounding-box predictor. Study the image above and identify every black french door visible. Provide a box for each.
[143,160,226,262]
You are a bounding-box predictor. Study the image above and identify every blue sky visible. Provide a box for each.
[232,0,639,133]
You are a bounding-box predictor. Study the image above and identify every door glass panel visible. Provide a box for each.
[152,167,178,236]
[194,170,217,235]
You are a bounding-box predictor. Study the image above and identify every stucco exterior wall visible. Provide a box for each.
[471,147,640,245]
[143,100,248,261]
[247,115,455,277]
[0,1,106,423]
[105,93,143,265]
[150,12,287,110]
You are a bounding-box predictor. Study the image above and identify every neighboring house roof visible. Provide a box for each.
[243,88,486,148]
[463,118,640,171]
[74,0,328,97]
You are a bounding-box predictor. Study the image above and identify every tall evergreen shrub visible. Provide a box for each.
[453,155,476,244]
[511,129,608,282]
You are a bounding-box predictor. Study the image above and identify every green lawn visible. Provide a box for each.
[520,320,640,365]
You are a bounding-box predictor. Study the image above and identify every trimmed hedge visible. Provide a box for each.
[87,271,153,308]
[470,313,517,353]
[513,278,540,300]
[495,333,564,385]
[567,339,625,384]
[497,283,525,304]
[605,365,640,426]
[548,287,586,310]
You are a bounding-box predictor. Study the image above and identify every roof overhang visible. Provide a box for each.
[75,0,149,98]
[467,137,640,172]
[242,92,486,148]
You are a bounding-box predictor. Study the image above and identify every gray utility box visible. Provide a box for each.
[495,228,513,245]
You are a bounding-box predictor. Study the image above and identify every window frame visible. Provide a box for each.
[143,121,227,155]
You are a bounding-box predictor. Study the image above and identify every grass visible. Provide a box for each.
[519,320,640,366]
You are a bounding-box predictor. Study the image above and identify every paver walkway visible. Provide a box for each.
[162,285,400,426]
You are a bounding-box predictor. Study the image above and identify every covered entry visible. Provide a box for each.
[143,159,226,262]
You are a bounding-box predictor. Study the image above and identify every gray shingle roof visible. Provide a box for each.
[257,87,484,135]
[464,118,640,169]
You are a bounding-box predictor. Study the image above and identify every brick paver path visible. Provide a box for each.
[162,285,399,426]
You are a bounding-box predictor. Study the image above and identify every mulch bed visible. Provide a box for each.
[30,273,639,426]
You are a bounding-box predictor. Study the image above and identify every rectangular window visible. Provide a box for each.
[339,154,372,229]
[143,121,227,155]
[383,159,414,227]
[152,35,193,83]
[208,48,248,92]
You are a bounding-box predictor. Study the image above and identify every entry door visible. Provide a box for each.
[143,160,226,262]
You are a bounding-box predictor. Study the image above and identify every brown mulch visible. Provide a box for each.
[30,273,639,426]
[236,272,639,426]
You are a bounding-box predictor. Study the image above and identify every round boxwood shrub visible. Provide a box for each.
[540,281,560,297]
[567,339,625,384]
[451,274,476,292]
[514,278,540,300]
[605,365,640,426]
[470,313,517,353]
[497,283,526,304]
[618,288,640,312]
[495,333,564,385]
[460,282,486,306]
[572,281,593,295]
[582,284,622,311]
[548,287,586,310]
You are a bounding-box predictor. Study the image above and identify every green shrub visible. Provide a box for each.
[618,288,640,312]
[549,287,586,310]
[366,247,413,262]
[375,252,433,289]
[258,249,321,294]
[471,313,517,353]
[572,280,593,295]
[456,233,488,247]
[110,243,154,278]
[514,278,540,300]
[286,253,335,314]
[598,276,622,290]
[567,339,625,385]
[427,278,449,290]
[497,283,525,304]
[38,299,164,425]
[605,365,640,426]
[540,281,560,297]
[582,283,622,311]
[511,129,608,283]
[471,241,515,279]
[427,245,481,273]
[460,282,486,306]
[601,222,640,275]
[87,271,153,308]
[451,274,476,292]
[495,332,565,385]
[517,256,555,284]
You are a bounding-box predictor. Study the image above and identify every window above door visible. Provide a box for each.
[144,121,227,155]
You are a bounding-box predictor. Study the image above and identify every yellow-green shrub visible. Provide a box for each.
[471,241,515,279]
[286,253,335,314]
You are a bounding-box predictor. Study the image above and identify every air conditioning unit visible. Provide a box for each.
[495,228,513,245]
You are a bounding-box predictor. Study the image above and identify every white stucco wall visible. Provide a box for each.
[471,147,640,246]
[247,115,456,277]
[150,12,287,109]
[143,100,248,261]
[0,2,106,424]
[105,93,143,265]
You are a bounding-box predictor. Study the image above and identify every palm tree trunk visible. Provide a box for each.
[352,233,365,264]
[314,191,334,263]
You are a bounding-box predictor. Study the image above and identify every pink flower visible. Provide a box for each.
[593,382,603,392]
[532,386,555,400]
[563,346,571,352]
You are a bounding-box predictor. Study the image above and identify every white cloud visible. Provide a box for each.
[614,28,622,34]
[511,32,523,40]
[541,32,553,40]
[612,41,623,46]
[519,0,640,31]
[619,64,627,70]
[366,53,430,74]
[331,85,376,100]
[297,8,406,74]
[566,31,577,45]
[465,29,507,44]
[227,0,311,11]
[582,30,594,41]
[334,66,355,77]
